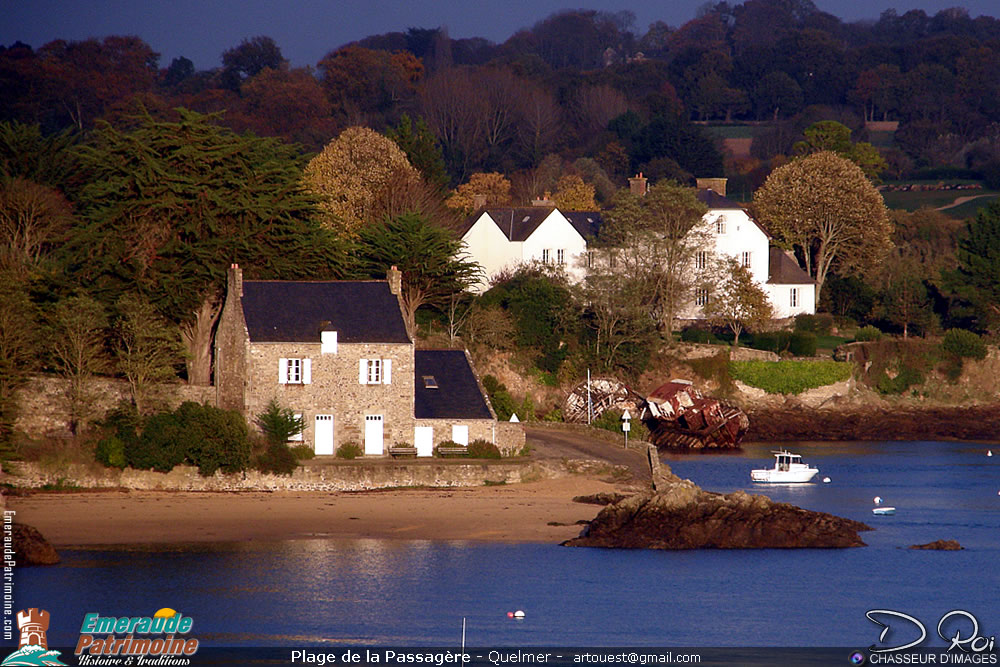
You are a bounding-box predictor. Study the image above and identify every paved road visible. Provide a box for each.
[523,425,651,481]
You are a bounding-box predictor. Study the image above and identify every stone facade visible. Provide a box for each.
[247,340,415,453]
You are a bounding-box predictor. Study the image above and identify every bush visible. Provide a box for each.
[482,375,516,421]
[467,439,502,459]
[126,411,186,472]
[876,365,925,395]
[729,360,853,394]
[591,409,650,441]
[788,331,817,357]
[681,327,718,344]
[794,313,834,335]
[290,444,315,460]
[95,436,126,469]
[255,399,305,445]
[255,442,298,475]
[336,442,363,459]
[749,330,791,353]
[855,325,883,342]
[941,329,987,360]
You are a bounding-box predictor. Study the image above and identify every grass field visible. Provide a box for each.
[880,187,1000,218]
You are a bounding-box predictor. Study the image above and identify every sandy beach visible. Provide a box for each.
[8,476,624,547]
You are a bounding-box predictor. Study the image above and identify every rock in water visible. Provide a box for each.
[13,523,60,565]
[909,540,962,550]
[564,474,870,549]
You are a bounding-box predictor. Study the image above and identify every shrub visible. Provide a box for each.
[729,360,853,394]
[255,442,298,475]
[290,444,315,460]
[941,329,987,360]
[788,331,817,357]
[125,411,186,472]
[255,399,305,445]
[681,327,715,344]
[336,442,363,459]
[482,375,516,421]
[467,439,502,459]
[749,330,791,353]
[855,325,883,342]
[794,313,834,335]
[95,436,126,469]
[542,407,564,422]
[876,365,924,395]
[591,409,650,441]
[687,349,735,396]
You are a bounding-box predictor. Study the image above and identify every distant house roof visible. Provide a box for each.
[767,248,816,285]
[414,350,493,420]
[241,280,410,343]
[562,211,604,239]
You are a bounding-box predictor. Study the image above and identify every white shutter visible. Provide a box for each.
[303,358,312,384]
[359,359,368,384]
[278,358,288,384]
[383,359,392,384]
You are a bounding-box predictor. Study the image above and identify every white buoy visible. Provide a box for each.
[513,610,525,619]
[988,450,993,457]
[823,477,831,483]
[874,496,883,504]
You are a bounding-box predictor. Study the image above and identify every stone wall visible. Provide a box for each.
[412,419,526,455]
[15,376,214,437]
[5,458,564,492]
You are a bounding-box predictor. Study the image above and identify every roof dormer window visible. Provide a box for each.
[423,376,439,389]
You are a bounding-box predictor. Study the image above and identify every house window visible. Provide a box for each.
[557,249,565,265]
[608,251,617,269]
[695,251,708,270]
[741,251,752,268]
[423,375,438,389]
[716,216,727,235]
[279,358,311,384]
[696,289,709,307]
[587,251,594,269]
[542,249,550,264]
[790,288,799,308]
[359,358,392,385]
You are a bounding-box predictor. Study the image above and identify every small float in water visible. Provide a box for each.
[872,496,896,515]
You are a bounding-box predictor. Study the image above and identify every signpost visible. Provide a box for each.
[621,410,631,449]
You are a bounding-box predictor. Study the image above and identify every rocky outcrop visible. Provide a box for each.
[564,471,870,549]
[13,523,60,566]
[909,539,963,550]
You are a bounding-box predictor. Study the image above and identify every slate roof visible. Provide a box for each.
[414,350,493,420]
[562,211,604,239]
[767,248,816,285]
[241,280,410,343]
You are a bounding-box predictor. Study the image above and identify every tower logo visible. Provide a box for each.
[1,608,65,666]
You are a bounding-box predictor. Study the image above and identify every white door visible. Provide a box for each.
[414,426,433,458]
[364,415,384,456]
[314,414,334,455]
[451,424,469,446]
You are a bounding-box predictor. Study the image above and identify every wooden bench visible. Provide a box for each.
[388,446,418,458]
[436,446,469,457]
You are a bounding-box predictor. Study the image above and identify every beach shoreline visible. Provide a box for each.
[7,476,625,548]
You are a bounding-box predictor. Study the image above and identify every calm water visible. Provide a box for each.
[13,440,1000,648]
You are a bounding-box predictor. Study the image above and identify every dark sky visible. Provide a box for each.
[4,0,999,71]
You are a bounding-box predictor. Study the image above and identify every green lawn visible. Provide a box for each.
[941,194,1000,219]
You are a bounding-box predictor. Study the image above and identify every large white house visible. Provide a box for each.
[458,178,815,318]
[458,205,601,293]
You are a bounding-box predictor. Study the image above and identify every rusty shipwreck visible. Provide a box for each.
[640,379,749,449]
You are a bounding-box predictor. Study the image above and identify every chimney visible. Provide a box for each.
[531,191,554,207]
[227,263,243,298]
[472,194,488,210]
[696,177,727,197]
[387,265,402,295]
[628,173,648,197]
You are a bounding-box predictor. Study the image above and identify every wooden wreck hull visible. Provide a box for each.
[641,380,749,450]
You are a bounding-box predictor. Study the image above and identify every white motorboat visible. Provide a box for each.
[750,450,819,483]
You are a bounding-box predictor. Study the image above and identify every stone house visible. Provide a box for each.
[215,265,518,456]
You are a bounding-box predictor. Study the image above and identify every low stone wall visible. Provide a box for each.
[4,458,570,492]
[16,375,214,437]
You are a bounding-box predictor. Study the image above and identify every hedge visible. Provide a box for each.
[729,360,853,395]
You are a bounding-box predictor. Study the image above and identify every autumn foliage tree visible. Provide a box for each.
[703,258,774,345]
[445,172,512,215]
[752,151,893,309]
[303,126,420,238]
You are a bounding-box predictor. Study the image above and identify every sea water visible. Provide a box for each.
[12,441,1000,648]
